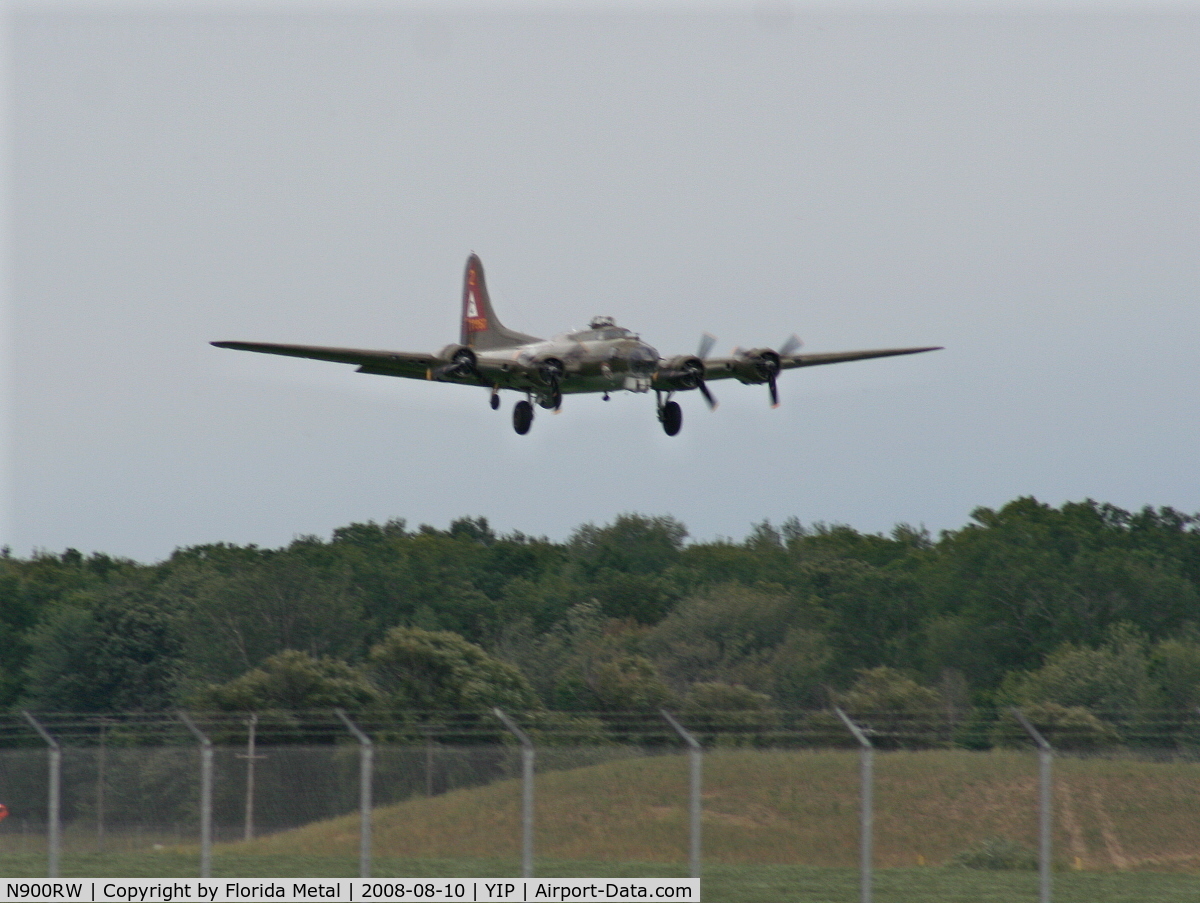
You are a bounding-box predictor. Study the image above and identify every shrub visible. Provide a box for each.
[837,666,949,748]
[990,701,1121,750]
[950,836,1038,870]
[680,681,778,744]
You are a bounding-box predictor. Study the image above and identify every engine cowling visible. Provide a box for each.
[731,348,781,385]
[431,345,478,381]
[535,356,565,387]
[656,355,706,389]
[437,344,476,367]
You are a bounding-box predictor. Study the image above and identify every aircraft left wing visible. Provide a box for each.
[667,343,941,406]
[781,346,944,370]
[700,345,943,381]
[211,341,446,380]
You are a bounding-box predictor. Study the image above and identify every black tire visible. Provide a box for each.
[513,400,534,435]
[490,392,501,410]
[661,400,682,436]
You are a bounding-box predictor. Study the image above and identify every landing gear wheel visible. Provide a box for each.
[490,392,501,410]
[660,400,682,436]
[538,389,563,411]
[513,400,534,435]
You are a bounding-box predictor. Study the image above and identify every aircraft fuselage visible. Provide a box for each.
[473,330,660,398]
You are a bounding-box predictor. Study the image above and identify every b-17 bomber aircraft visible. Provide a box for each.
[213,255,940,436]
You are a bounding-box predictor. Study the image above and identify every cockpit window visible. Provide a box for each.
[628,344,658,375]
[571,326,632,342]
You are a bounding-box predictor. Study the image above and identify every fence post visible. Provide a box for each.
[238,713,264,842]
[21,712,60,879]
[178,713,213,879]
[661,710,702,883]
[835,708,873,903]
[334,710,373,878]
[96,717,110,854]
[493,708,534,878]
[1012,708,1052,903]
[425,733,436,798]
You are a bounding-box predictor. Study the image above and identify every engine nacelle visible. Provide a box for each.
[657,355,706,389]
[731,348,781,384]
[430,344,478,382]
[437,344,476,367]
[535,356,565,386]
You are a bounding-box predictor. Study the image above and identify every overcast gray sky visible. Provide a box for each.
[5,2,1199,563]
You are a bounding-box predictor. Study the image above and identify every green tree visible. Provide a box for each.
[588,655,675,712]
[495,599,608,707]
[191,650,379,712]
[1151,633,1200,712]
[21,581,182,713]
[566,515,689,623]
[680,682,778,743]
[569,514,688,577]
[368,627,541,712]
[169,550,366,683]
[0,548,139,707]
[990,702,1121,750]
[837,666,948,748]
[644,583,830,705]
[770,628,835,707]
[998,626,1158,724]
[928,498,1200,688]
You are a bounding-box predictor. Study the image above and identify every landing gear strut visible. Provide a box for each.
[513,399,534,434]
[656,393,682,436]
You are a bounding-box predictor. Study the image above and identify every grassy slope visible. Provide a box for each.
[236,749,1200,872]
[6,855,1200,903]
[10,750,1200,901]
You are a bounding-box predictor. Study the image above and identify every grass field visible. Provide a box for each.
[234,748,1200,871]
[7,748,1200,901]
[5,854,1200,902]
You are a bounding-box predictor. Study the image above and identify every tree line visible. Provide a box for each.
[4,497,1200,748]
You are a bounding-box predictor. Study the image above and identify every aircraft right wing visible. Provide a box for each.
[211,341,453,381]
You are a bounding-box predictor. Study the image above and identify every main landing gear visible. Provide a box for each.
[503,391,685,437]
[512,399,534,435]
[507,386,560,434]
[656,392,682,436]
[487,386,532,434]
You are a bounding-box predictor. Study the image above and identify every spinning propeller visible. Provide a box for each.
[676,333,717,408]
[769,334,803,406]
[734,334,803,407]
[432,348,479,381]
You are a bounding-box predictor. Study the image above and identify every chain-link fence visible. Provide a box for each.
[4,709,1200,900]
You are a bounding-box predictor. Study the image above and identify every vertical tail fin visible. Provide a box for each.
[460,254,541,350]
[460,254,491,345]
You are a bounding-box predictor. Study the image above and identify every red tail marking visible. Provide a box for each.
[465,265,488,333]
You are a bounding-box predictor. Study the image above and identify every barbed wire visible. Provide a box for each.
[3,708,1200,752]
